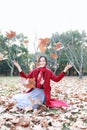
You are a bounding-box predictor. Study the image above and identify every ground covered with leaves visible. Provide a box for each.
[0,76,87,130]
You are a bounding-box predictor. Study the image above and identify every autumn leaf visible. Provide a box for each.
[6,30,16,39]
[38,37,50,52]
[41,119,49,128]
[50,53,58,59]
[0,76,87,130]
[35,62,40,68]
[56,42,61,49]
[55,42,64,51]
[21,78,36,89]
[39,38,50,45]
[38,44,47,52]
[23,40,29,44]
[28,78,36,88]
[5,102,15,110]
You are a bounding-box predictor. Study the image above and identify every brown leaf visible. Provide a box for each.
[23,40,29,44]
[19,117,30,127]
[6,30,16,39]
[39,38,50,45]
[5,102,15,110]
[38,37,50,52]
[11,118,20,125]
[84,97,87,102]
[20,121,30,127]
[56,42,61,49]
[38,44,47,52]
[22,78,36,89]
[50,53,58,59]
[35,62,40,68]
[41,119,48,128]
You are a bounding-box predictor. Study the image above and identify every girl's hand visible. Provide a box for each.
[63,63,72,73]
[13,60,19,67]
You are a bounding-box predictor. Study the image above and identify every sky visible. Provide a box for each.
[0,0,87,53]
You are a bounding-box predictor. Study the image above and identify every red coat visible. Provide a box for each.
[20,67,68,108]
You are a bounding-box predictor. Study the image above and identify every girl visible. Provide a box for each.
[12,56,72,109]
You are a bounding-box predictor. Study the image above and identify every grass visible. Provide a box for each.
[0,76,21,96]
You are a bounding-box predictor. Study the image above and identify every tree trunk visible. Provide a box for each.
[79,71,83,79]
[10,67,14,76]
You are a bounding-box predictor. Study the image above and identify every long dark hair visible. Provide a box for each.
[38,56,47,65]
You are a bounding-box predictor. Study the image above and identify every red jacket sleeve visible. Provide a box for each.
[51,71,65,82]
[19,71,33,79]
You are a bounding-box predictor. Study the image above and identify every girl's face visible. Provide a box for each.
[39,57,47,67]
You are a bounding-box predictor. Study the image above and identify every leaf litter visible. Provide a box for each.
[0,76,87,130]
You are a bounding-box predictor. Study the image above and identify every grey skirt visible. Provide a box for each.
[10,88,46,109]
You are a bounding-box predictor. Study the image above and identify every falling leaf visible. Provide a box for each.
[38,43,47,53]
[50,53,58,59]
[39,38,50,45]
[35,62,41,68]
[21,78,36,89]
[56,42,61,49]
[6,30,16,39]
[55,42,64,51]
[23,40,29,44]
[38,37,50,52]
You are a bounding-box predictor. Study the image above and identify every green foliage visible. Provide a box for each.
[0,33,30,76]
[0,30,87,76]
[45,30,87,76]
